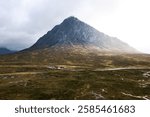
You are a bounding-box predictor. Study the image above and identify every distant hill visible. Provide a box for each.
[28,16,138,53]
[0,48,16,55]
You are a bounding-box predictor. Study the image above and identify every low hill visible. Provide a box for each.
[0,48,16,55]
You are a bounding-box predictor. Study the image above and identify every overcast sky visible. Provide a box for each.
[0,0,150,53]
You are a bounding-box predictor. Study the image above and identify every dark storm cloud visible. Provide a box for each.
[0,0,117,50]
[0,0,79,50]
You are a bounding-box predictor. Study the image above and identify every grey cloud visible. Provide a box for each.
[0,29,35,50]
[0,0,117,50]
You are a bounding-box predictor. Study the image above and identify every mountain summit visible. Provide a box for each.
[29,16,137,53]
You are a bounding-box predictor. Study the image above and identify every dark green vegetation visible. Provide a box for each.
[0,50,150,100]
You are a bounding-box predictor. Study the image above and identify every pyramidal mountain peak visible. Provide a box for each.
[28,16,138,53]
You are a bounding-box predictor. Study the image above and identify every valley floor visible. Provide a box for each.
[0,64,150,100]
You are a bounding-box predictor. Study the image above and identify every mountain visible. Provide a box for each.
[0,48,16,55]
[0,16,140,65]
[28,16,138,53]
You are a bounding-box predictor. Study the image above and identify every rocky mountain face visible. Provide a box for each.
[28,16,137,53]
[0,48,16,55]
